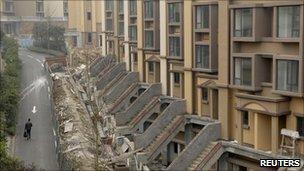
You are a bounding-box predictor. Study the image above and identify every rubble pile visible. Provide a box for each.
[52,74,97,170]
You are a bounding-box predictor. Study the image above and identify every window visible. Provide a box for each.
[64,12,68,18]
[169,37,180,57]
[242,111,249,127]
[234,9,252,37]
[145,30,154,48]
[195,45,209,69]
[277,60,298,92]
[129,26,137,41]
[105,0,113,11]
[297,117,304,137]
[5,0,13,12]
[174,73,180,85]
[202,88,208,101]
[88,33,92,43]
[148,62,154,72]
[87,12,91,20]
[239,166,248,171]
[144,0,153,19]
[234,58,252,86]
[99,35,102,47]
[72,36,77,46]
[133,53,138,62]
[36,1,44,12]
[4,23,13,34]
[174,142,178,153]
[119,22,124,36]
[130,0,137,16]
[168,3,181,23]
[118,0,124,14]
[106,19,113,31]
[277,6,300,38]
[36,13,44,17]
[63,1,68,16]
[196,5,209,29]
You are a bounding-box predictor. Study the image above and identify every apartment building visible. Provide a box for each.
[65,0,100,47]
[69,0,304,170]
[0,0,68,36]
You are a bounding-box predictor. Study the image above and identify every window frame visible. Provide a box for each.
[144,0,154,19]
[233,57,252,87]
[36,1,44,13]
[105,18,113,31]
[297,116,304,137]
[118,0,124,14]
[148,62,154,73]
[144,30,154,49]
[169,36,181,57]
[87,12,92,20]
[168,2,181,24]
[87,33,92,43]
[4,0,14,12]
[118,21,124,36]
[129,0,137,16]
[276,59,299,93]
[195,45,209,69]
[173,73,180,85]
[233,8,253,37]
[99,35,102,47]
[105,0,114,11]
[129,26,137,42]
[195,5,209,29]
[277,6,300,38]
[242,110,249,129]
[202,87,208,102]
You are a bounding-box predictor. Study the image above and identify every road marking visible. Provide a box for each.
[48,86,50,93]
[54,140,57,148]
[27,54,43,64]
[48,94,51,100]
[32,106,37,114]
[41,63,44,67]
[27,54,34,58]
[53,128,56,136]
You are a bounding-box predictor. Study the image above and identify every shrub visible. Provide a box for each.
[0,36,20,136]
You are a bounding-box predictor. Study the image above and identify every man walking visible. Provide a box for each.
[24,118,33,140]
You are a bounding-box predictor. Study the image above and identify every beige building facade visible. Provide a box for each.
[66,0,98,47]
[68,0,304,170]
[0,0,68,36]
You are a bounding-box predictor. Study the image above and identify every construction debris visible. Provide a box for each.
[52,74,99,170]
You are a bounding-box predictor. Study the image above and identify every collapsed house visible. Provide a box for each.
[82,55,300,170]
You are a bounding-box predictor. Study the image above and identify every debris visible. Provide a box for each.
[64,122,73,133]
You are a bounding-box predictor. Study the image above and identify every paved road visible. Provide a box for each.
[14,49,59,170]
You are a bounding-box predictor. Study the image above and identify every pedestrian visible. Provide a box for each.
[24,118,33,140]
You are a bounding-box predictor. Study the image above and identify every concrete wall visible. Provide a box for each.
[167,122,221,171]
[134,100,186,149]
[103,72,139,104]
[96,63,126,91]
[90,56,116,77]
[115,83,162,126]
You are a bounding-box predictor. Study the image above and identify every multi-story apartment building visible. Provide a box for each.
[0,0,68,36]
[100,0,125,62]
[65,0,100,47]
[68,0,304,170]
